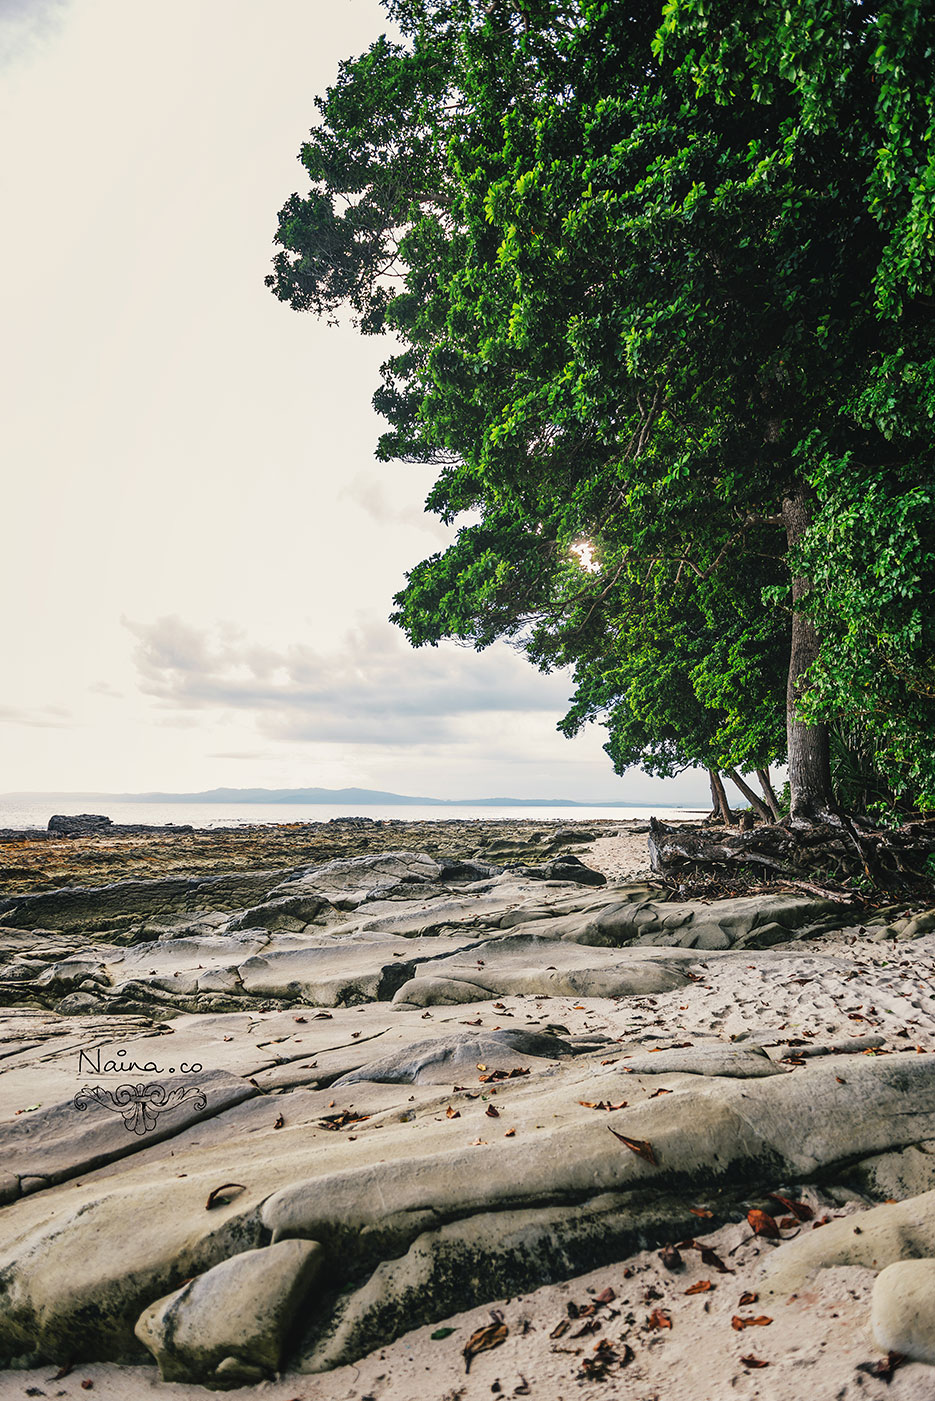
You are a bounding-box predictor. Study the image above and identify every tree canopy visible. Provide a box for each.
[268,0,935,820]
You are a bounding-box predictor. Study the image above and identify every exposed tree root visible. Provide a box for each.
[648,816,935,902]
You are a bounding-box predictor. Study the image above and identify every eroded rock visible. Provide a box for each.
[135,1239,324,1387]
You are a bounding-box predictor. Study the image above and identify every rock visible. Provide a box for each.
[762,1185,935,1299]
[300,1189,699,1373]
[391,958,688,1006]
[609,1044,787,1078]
[843,1140,935,1201]
[871,1257,935,1365]
[330,1028,577,1086]
[135,1239,324,1387]
[48,814,113,835]
[0,1070,256,1199]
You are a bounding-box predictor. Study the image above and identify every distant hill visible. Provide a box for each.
[4,785,645,808]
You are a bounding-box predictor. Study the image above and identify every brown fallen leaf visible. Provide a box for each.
[571,1318,602,1337]
[768,1192,814,1221]
[778,1216,799,1230]
[485,1104,500,1118]
[594,1286,616,1305]
[740,1355,770,1368]
[857,1351,905,1381]
[747,1208,780,1239]
[685,1280,714,1295]
[463,1319,508,1372]
[689,1205,714,1218]
[649,1087,673,1098]
[318,1109,371,1131]
[738,1290,759,1306]
[732,1315,773,1330]
[647,1308,672,1330]
[578,1099,627,1111]
[205,1182,246,1210]
[550,1319,570,1339]
[312,1011,333,1020]
[446,1105,461,1119]
[273,1113,285,1130]
[608,1126,658,1165]
[81,1381,94,1390]
[698,1244,733,1274]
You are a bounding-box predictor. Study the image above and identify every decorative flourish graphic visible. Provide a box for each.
[74,1082,207,1136]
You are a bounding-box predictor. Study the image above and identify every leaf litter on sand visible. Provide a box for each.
[463,1311,508,1372]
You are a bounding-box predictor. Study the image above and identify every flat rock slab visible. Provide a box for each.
[0,1069,256,1201]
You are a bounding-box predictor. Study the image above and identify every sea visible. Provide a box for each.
[0,797,703,832]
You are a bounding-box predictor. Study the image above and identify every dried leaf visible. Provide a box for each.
[778,1216,799,1230]
[698,1244,733,1274]
[740,1355,769,1368]
[504,1127,516,1137]
[685,1280,714,1295]
[647,1308,672,1330]
[747,1208,780,1239]
[571,1318,602,1337]
[81,1382,94,1391]
[463,1320,508,1373]
[485,1104,500,1118]
[738,1291,759,1306]
[318,1109,371,1131]
[205,1182,246,1210]
[273,1113,285,1130]
[649,1087,673,1098]
[732,1315,773,1330]
[550,1319,570,1339]
[446,1105,461,1119]
[594,1286,616,1305]
[857,1351,905,1381]
[768,1193,814,1221]
[608,1126,658,1165]
[689,1206,713,1218]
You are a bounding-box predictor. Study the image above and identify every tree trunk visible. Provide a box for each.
[708,769,735,825]
[756,766,782,820]
[725,768,773,824]
[782,487,834,824]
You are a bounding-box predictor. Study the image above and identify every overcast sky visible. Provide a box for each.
[0,0,710,804]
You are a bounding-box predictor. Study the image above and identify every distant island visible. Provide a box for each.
[4,786,651,809]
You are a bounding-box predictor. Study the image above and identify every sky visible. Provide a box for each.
[0,0,711,805]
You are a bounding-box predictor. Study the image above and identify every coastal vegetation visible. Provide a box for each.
[267,0,935,844]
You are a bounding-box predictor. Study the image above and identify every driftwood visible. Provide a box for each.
[648,816,935,900]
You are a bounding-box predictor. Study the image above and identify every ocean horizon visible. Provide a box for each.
[0,796,705,831]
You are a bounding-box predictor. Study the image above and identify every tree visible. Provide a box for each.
[268,0,935,821]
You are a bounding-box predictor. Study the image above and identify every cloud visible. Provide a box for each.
[0,704,71,728]
[339,471,452,543]
[125,615,574,748]
[0,0,70,70]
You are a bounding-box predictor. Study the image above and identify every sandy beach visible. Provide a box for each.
[2,820,935,1400]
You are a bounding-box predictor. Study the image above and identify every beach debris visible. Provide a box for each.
[463,1313,508,1372]
[647,1307,672,1330]
[205,1183,246,1210]
[740,1354,770,1368]
[685,1280,714,1295]
[732,1315,773,1330]
[607,1126,658,1164]
[747,1208,781,1239]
